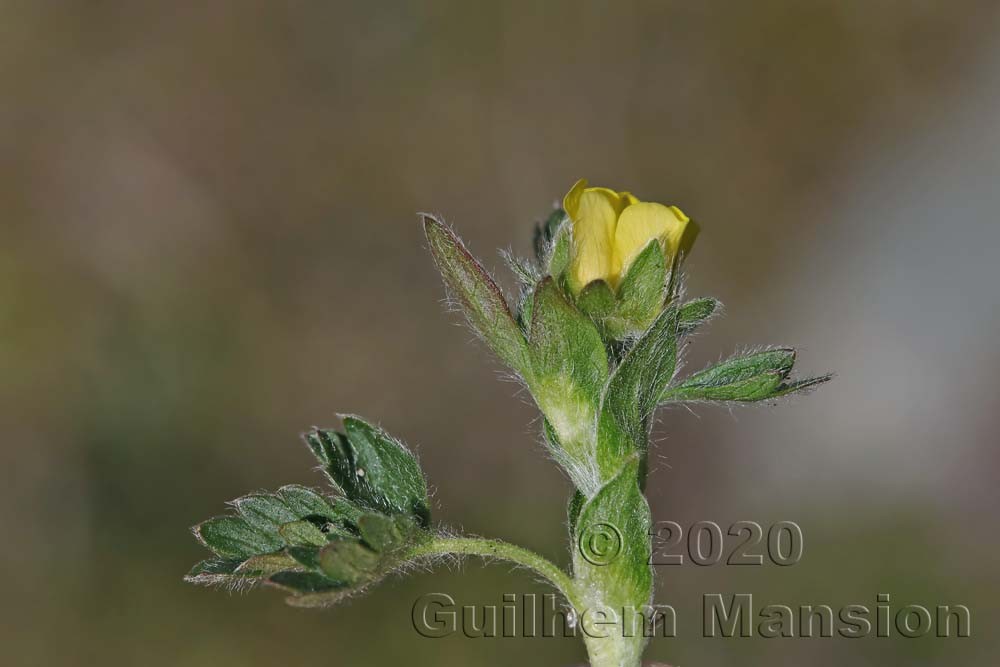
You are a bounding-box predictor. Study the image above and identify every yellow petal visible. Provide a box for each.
[669,205,699,259]
[612,202,691,280]
[620,191,640,207]
[563,179,626,291]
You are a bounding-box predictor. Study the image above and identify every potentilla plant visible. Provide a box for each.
[185,179,829,667]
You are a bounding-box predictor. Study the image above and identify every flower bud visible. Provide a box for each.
[562,178,697,295]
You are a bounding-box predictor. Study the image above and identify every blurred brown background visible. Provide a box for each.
[2,1,998,665]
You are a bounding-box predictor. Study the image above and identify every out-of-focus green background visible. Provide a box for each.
[3,2,998,665]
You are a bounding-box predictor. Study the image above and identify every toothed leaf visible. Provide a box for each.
[268,570,346,594]
[341,416,431,525]
[195,516,284,560]
[357,513,403,552]
[279,520,330,547]
[318,538,381,584]
[233,494,298,531]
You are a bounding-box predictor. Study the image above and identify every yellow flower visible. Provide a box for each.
[562,178,697,293]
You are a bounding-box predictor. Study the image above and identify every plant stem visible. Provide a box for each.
[409,536,581,609]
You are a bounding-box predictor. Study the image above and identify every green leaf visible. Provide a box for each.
[195,516,284,560]
[184,558,245,587]
[233,494,298,531]
[277,485,341,521]
[662,348,831,402]
[287,545,323,570]
[423,215,530,373]
[614,241,667,333]
[268,571,346,595]
[598,305,678,476]
[572,456,652,614]
[188,478,432,608]
[662,348,789,402]
[236,552,302,576]
[341,416,431,525]
[357,513,403,552]
[303,419,431,527]
[318,538,381,584]
[303,429,355,494]
[278,520,330,547]
[772,374,833,396]
[529,278,609,401]
[527,278,608,493]
[677,297,721,335]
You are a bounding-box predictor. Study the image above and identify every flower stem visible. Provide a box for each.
[409,536,581,609]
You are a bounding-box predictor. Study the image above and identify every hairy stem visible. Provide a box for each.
[409,536,581,609]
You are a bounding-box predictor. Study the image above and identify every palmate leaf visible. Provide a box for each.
[187,417,434,606]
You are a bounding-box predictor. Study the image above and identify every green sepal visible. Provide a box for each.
[534,208,570,262]
[576,279,616,323]
[423,214,530,374]
[677,297,721,335]
[547,223,572,281]
[662,348,830,402]
[613,240,668,334]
